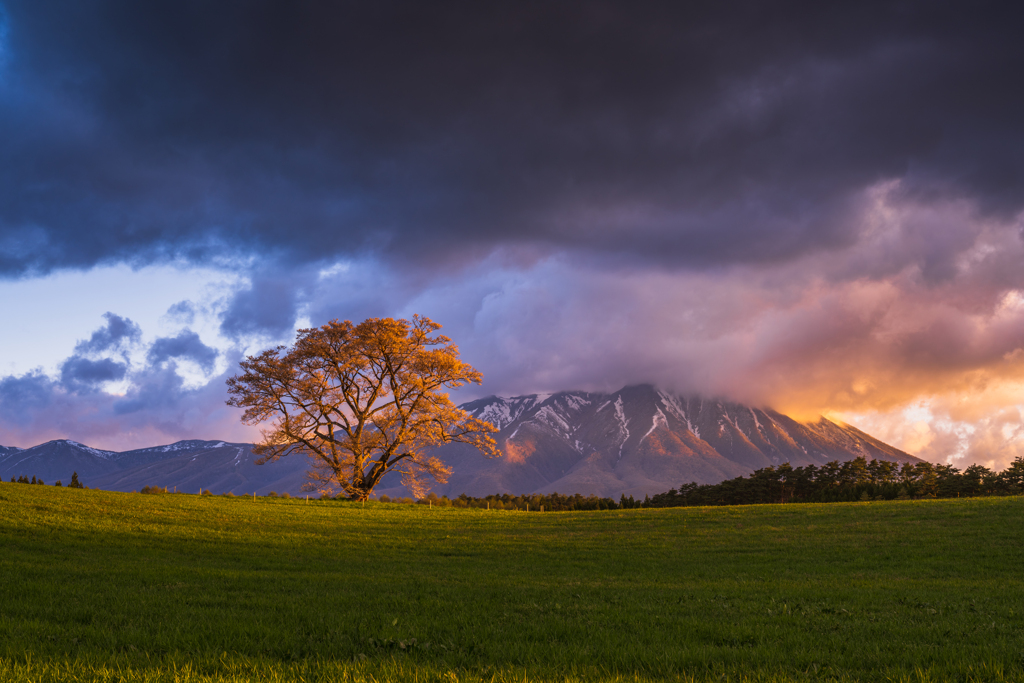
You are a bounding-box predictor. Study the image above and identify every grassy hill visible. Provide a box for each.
[0,483,1022,682]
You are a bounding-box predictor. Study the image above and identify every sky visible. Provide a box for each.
[1,1,1024,469]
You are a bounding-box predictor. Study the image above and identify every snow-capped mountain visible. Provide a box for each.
[0,384,922,498]
[93,441,310,494]
[0,439,121,483]
[112,440,237,469]
[0,439,308,494]
[414,384,922,499]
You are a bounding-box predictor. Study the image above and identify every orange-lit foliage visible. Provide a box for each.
[226,316,499,500]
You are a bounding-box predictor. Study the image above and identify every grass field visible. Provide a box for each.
[0,483,1022,682]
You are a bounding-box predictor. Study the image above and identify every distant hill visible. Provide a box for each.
[0,440,120,484]
[1,384,921,498]
[0,439,309,495]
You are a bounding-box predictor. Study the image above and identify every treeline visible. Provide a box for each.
[648,456,1024,507]
[5,471,85,488]
[10,458,1023,508]
[380,491,627,511]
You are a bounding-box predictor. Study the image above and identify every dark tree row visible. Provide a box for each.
[9,458,1021,509]
[648,456,1024,507]
[5,471,84,488]
[379,491,623,511]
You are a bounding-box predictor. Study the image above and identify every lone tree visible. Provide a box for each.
[226,316,499,500]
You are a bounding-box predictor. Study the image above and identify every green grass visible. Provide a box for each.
[0,484,1022,682]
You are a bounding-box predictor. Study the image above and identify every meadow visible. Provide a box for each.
[0,483,1022,682]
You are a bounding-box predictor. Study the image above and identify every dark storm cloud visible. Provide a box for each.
[73,312,141,355]
[0,370,52,415]
[1,1,1022,276]
[147,330,218,371]
[219,273,306,339]
[54,312,138,393]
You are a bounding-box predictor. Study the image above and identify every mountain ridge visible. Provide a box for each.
[413,384,920,499]
[1,384,920,498]
[0,439,310,494]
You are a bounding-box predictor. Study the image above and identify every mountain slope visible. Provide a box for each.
[0,439,309,494]
[411,384,922,499]
[91,441,311,495]
[0,440,119,484]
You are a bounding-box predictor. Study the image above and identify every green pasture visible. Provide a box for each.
[0,483,1022,682]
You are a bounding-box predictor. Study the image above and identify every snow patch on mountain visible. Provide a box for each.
[156,442,194,452]
[474,398,530,430]
[126,440,225,454]
[530,393,553,408]
[533,405,572,436]
[613,396,630,459]
[658,391,699,438]
[642,407,668,443]
[561,393,592,411]
[719,410,741,437]
[65,440,116,459]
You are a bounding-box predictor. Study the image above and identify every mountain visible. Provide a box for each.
[0,384,922,498]
[92,441,311,495]
[0,440,120,484]
[0,439,309,494]
[397,384,922,499]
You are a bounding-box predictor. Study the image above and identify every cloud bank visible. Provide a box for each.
[1,1,1022,274]
[0,314,251,450]
[1,2,1023,468]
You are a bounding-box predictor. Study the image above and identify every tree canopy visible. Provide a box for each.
[647,455,1024,507]
[226,316,498,500]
